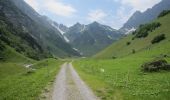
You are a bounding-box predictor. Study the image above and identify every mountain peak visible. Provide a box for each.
[91,21,100,25]
[120,0,170,34]
[75,22,82,26]
[133,11,142,16]
[64,21,122,56]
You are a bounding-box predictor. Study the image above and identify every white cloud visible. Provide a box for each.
[24,0,162,29]
[110,6,133,29]
[24,0,77,17]
[120,0,161,12]
[87,10,107,22]
[44,0,77,17]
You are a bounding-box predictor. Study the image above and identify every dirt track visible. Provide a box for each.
[52,63,98,100]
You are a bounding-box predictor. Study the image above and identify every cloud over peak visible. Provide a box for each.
[25,0,76,17]
[87,10,107,22]
[117,0,161,12]
[24,0,162,29]
[45,0,76,17]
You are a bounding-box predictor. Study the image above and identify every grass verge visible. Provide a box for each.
[73,57,170,100]
[0,58,63,100]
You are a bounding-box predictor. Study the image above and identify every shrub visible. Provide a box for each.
[132,37,135,40]
[158,10,170,18]
[112,56,117,59]
[134,22,161,38]
[0,57,3,60]
[141,59,170,72]
[0,41,5,51]
[132,31,136,35]
[0,41,5,60]
[132,49,135,54]
[151,34,165,44]
[126,42,131,45]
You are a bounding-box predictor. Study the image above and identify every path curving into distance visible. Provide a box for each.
[52,62,99,100]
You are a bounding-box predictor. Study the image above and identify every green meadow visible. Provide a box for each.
[73,13,170,100]
[74,56,170,100]
[0,47,63,100]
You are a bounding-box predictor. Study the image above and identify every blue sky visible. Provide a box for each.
[24,0,162,29]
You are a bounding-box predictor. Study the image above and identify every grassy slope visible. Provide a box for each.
[94,14,170,59]
[73,14,170,100]
[0,47,63,100]
[1,45,34,63]
[74,57,170,100]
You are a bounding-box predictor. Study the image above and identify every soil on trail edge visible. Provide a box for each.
[51,63,99,100]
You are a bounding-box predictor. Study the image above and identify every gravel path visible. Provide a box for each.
[52,62,99,100]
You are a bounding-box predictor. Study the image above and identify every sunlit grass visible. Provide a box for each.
[0,58,63,100]
[74,57,170,100]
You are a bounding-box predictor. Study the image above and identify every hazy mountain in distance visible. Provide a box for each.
[65,21,123,56]
[120,0,170,34]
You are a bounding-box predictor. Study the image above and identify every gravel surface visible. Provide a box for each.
[51,63,99,100]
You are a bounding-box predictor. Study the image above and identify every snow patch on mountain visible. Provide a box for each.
[64,36,70,43]
[51,23,65,35]
[73,48,83,56]
[125,28,136,34]
[73,48,79,51]
[51,22,70,42]
[106,27,114,31]
[108,35,113,39]
[80,25,87,32]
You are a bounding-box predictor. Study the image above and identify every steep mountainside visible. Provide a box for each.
[95,13,170,59]
[51,22,70,42]
[52,22,69,34]
[120,0,170,34]
[0,0,80,59]
[65,22,123,56]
